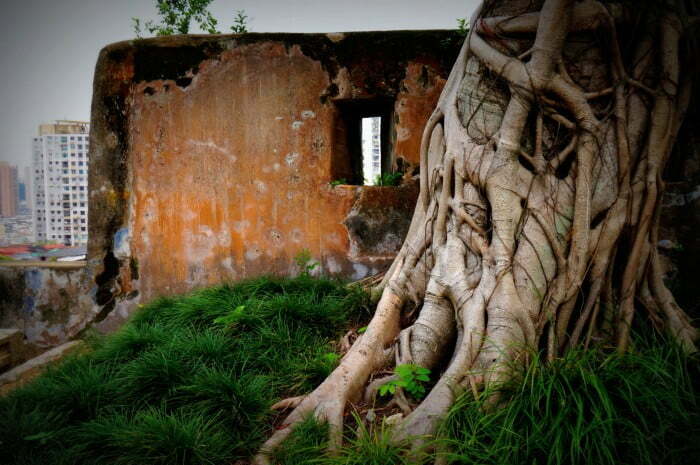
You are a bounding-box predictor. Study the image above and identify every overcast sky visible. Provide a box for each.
[0,0,478,173]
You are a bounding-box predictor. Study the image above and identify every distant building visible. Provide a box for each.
[22,166,32,211]
[0,214,33,246]
[0,161,18,217]
[32,121,90,246]
[361,117,381,185]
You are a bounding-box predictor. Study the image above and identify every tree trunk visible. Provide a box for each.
[255,0,699,460]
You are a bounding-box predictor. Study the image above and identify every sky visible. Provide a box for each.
[0,0,479,174]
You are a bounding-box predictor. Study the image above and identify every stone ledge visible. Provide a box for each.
[0,260,86,269]
[0,341,84,396]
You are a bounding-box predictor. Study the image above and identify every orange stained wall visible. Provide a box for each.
[100,33,458,302]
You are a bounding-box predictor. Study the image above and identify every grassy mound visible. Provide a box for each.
[0,276,369,465]
[1,276,698,465]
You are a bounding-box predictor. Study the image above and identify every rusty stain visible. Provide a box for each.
[120,39,448,301]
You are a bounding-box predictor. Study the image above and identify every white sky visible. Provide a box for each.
[0,0,479,172]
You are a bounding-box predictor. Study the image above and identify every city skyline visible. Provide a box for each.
[0,0,478,173]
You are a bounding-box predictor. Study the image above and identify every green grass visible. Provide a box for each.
[1,275,698,465]
[0,275,369,465]
[437,336,700,465]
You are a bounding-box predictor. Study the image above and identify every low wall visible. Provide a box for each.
[0,263,93,359]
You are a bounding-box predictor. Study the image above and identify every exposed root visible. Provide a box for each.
[271,396,305,411]
[364,375,397,404]
[253,290,403,464]
[339,330,356,354]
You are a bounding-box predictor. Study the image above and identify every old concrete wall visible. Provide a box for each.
[0,263,93,359]
[87,31,461,326]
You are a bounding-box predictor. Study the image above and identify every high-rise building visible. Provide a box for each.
[0,161,18,218]
[32,121,90,246]
[361,116,382,185]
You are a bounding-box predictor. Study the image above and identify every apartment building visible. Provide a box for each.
[32,121,89,245]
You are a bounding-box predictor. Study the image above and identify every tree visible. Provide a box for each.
[254,0,699,461]
[132,0,249,37]
[231,9,249,33]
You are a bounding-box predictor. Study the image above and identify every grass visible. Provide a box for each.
[1,275,698,465]
[438,336,700,465]
[0,275,369,465]
[270,335,700,465]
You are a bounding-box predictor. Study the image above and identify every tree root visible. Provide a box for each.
[253,291,403,464]
[253,0,698,459]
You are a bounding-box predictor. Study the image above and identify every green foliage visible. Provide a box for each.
[295,248,319,277]
[379,364,431,399]
[69,409,232,465]
[272,416,330,464]
[456,17,469,36]
[133,0,220,37]
[0,275,369,465]
[212,304,246,327]
[230,9,249,33]
[329,178,348,187]
[373,172,403,186]
[329,415,416,465]
[273,413,416,465]
[291,349,342,392]
[437,339,700,465]
[132,1,250,37]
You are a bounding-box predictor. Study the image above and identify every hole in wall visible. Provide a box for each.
[331,98,395,185]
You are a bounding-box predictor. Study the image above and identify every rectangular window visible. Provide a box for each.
[332,98,394,186]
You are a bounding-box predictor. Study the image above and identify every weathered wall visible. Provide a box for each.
[88,31,462,326]
[0,263,93,359]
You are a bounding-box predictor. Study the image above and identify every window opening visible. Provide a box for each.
[361,117,382,185]
[331,98,394,186]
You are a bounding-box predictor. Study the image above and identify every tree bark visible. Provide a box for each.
[255,1,698,460]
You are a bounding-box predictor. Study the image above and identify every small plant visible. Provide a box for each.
[379,364,431,399]
[374,172,403,187]
[132,0,220,38]
[357,326,368,334]
[294,248,318,277]
[329,178,348,187]
[457,17,469,36]
[230,9,248,33]
[213,305,246,327]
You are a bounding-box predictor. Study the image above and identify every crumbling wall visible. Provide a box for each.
[0,264,93,359]
[88,31,461,326]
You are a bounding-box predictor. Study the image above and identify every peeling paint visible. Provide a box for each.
[93,32,456,304]
[285,152,300,166]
